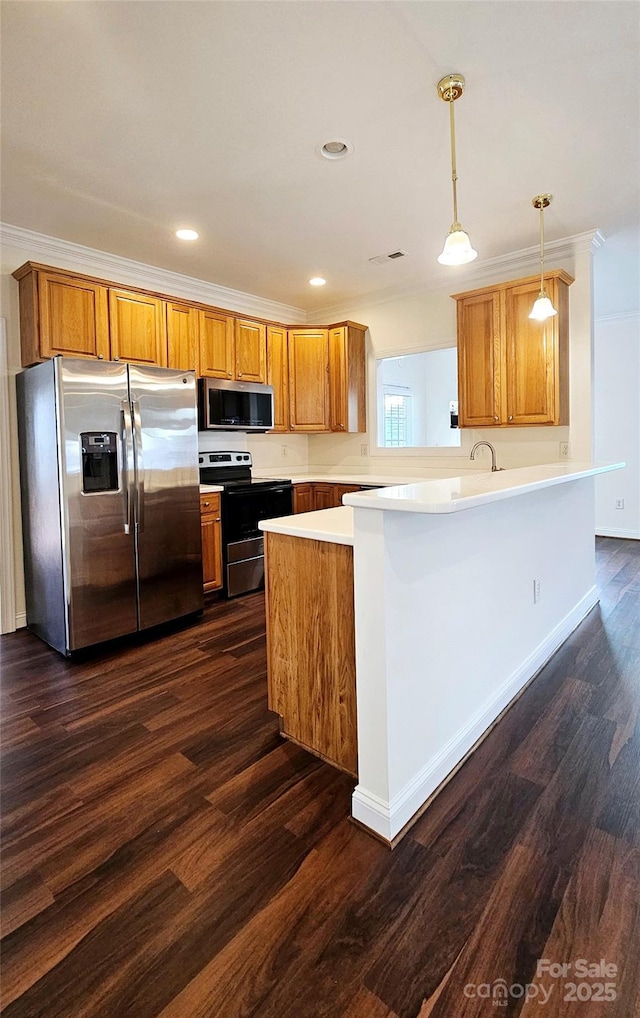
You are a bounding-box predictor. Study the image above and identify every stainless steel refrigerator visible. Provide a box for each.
[17,357,204,656]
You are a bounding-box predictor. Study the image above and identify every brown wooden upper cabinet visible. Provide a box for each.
[452,270,573,428]
[266,326,289,432]
[12,265,369,432]
[13,265,110,366]
[199,309,235,378]
[108,289,167,366]
[166,301,199,372]
[329,324,367,433]
[288,329,330,431]
[234,319,266,383]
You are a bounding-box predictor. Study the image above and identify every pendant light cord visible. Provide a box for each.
[449,94,459,228]
[539,203,545,296]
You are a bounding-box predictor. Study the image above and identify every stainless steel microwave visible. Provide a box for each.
[198,378,275,432]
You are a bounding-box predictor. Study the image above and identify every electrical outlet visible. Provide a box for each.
[533,577,541,604]
[559,441,570,459]
[615,498,625,509]
[281,445,288,458]
[360,444,368,457]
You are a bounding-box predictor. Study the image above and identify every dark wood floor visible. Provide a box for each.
[1,537,639,1017]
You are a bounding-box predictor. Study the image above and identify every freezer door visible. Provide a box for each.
[128,364,203,630]
[58,358,138,650]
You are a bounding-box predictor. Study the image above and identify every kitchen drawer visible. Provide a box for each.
[200,492,221,515]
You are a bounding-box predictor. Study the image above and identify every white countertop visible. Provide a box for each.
[259,506,354,546]
[342,462,625,514]
[200,483,224,493]
[252,469,466,486]
[258,462,624,541]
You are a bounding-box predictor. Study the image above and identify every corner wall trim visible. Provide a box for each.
[15,612,27,630]
[0,319,17,635]
[352,586,598,842]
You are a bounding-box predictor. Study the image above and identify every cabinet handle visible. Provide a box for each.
[238,372,243,378]
[508,415,513,421]
[98,354,104,360]
[203,501,210,507]
[494,415,499,422]
[214,517,221,522]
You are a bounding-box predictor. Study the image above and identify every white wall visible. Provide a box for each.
[351,478,598,841]
[423,347,458,448]
[594,313,640,539]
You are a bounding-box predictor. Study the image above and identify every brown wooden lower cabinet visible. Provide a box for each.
[292,483,315,514]
[312,483,335,510]
[264,531,357,775]
[293,481,367,513]
[200,492,222,592]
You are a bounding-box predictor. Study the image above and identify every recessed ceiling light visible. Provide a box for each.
[309,277,327,286]
[318,139,353,161]
[175,228,199,241]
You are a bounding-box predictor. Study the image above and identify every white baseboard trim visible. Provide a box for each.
[596,527,640,540]
[352,585,598,843]
[15,611,27,630]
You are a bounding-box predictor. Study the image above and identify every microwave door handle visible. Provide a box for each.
[120,400,134,535]
[132,399,145,533]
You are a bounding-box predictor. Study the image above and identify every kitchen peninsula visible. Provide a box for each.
[260,461,624,844]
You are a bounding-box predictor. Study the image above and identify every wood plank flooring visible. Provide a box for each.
[1,536,639,1017]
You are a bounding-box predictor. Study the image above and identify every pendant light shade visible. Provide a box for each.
[529,295,557,321]
[438,227,477,266]
[437,74,477,266]
[529,194,557,321]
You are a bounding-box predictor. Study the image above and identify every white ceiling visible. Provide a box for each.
[2,1,639,312]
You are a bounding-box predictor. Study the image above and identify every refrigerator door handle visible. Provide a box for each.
[120,399,134,535]
[132,399,145,533]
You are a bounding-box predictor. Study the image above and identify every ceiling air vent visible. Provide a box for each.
[368,250,409,265]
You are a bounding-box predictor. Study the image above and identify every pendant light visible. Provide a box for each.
[529,194,557,321]
[437,74,477,266]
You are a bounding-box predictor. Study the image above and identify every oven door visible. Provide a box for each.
[223,484,293,596]
[223,485,293,543]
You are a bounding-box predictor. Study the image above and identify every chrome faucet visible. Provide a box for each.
[470,441,504,472]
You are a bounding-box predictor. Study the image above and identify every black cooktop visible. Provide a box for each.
[198,450,290,491]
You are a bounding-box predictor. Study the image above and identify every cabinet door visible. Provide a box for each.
[329,326,366,433]
[293,483,314,514]
[313,483,335,510]
[457,291,504,427]
[266,327,289,432]
[504,278,563,425]
[288,330,330,431]
[200,494,222,592]
[109,289,167,366]
[200,310,234,378]
[167,301,199,372]
[334,484,361,505]
[38,271,110,361]
[235,319,267,382]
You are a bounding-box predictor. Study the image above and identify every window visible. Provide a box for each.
[376,348,461,449]
[383,387,412,447]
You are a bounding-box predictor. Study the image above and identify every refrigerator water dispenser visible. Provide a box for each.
[80,432,118,493]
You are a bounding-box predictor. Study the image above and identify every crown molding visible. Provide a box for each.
[594,309,640,323]
[313,230,605,320]
[0,222,308,323]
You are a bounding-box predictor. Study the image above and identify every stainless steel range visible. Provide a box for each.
[199,451,293,597]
